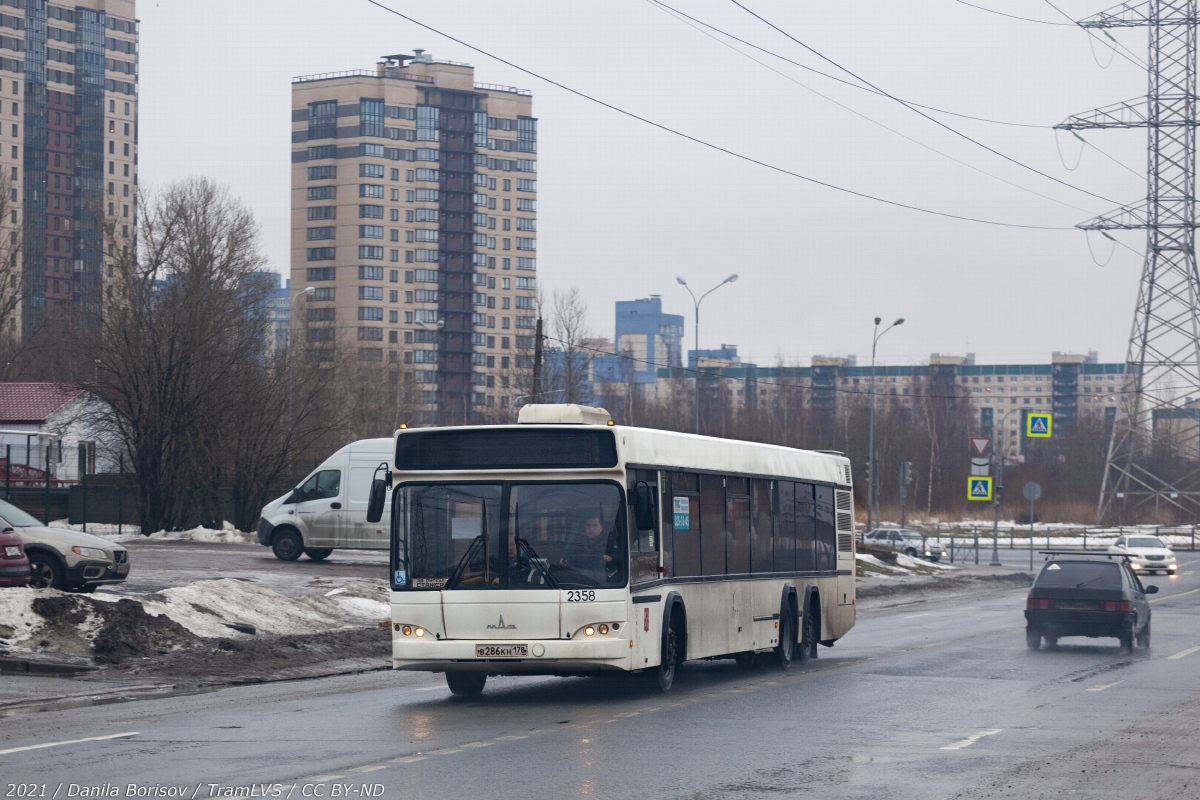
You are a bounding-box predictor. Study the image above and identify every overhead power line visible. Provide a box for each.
[1040,0,1148,70]
[954,0,1074,25]
[362,0,1076,230]
[730,0,1124,206]
[651,0,1051,129]
[649,0,1097,215]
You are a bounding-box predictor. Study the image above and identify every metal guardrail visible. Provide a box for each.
[292,69,433,85]
[474,82,531,96]
[898,524,1199,565]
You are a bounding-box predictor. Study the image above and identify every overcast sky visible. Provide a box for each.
[138,0,1149,369]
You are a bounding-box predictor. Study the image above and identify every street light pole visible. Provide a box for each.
[867,316,904,532]
[677,274,738,435]
[990,408,1017,567]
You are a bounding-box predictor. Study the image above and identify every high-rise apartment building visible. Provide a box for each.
[291,50,537,425]
[0,0,138,338]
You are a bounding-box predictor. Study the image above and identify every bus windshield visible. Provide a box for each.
[393,481,627,591]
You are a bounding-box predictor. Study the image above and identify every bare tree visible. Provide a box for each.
[83,178,281,533]
[545,287,594,405]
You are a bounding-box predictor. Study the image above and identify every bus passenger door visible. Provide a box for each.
[629,469,663,670]
[627,469,660,586]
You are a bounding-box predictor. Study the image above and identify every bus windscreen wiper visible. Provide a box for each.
[517,538,558,589]
[446,535,485,589]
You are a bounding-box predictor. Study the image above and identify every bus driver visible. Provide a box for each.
[558,510,620,583]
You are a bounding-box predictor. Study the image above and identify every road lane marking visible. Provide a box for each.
[388,756,426,764]
[904,613,930,619]
[350,765,388,773]
[1087,679,1122,692]
[493,734,528,741]
[1151,587,1200,603]
[1168,646,1200,660]
[304,776,344,782]
[459,741,493,748]
[0,732,140,756]
[941,729,1003,750]
[427,747,462,756]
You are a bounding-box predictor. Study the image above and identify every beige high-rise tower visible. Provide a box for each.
[291,51,538,425]
[0,0,138,340]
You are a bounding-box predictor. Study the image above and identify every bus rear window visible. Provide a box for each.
[395,429,618,470]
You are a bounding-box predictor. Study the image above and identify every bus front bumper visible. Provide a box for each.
[393,637,632,674]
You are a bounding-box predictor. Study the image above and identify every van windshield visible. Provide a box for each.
[392,481,627,591]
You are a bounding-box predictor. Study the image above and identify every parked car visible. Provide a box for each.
[1025,552,1155,653]
[861,528,945,561]
[258,438,394,561]
[0,525,30,587]
[1107,535,1177,575]
[0,499,129,592]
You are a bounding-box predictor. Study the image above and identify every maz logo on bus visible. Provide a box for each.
[486,616,517,630]
[566,590,596,602]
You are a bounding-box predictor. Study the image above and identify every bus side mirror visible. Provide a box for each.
[366,480,387,523]
[632,481,656,531]
[366,462,392,524]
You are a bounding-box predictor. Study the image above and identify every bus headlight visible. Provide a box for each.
[401,625,412,636]
[598,624,609,635]
[584,626,595,636]
[415,627,425,637]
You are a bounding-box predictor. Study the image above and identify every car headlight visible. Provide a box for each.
[72,546,107,559]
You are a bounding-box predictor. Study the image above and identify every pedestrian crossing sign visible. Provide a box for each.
[1026,413,1052,438]
[968,476,993,501]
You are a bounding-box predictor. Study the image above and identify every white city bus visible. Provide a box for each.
[367,404,856,695]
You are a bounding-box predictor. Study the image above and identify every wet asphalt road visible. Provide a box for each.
[3,558,1198,799]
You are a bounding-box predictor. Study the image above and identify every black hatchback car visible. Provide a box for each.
[1025,552,1157,653]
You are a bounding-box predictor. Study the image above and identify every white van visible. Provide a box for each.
[256,438,393,561]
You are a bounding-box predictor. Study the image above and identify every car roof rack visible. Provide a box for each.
[1038,550,1129,561]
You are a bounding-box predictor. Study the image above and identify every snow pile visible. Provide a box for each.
[894,553,956,571]
[856,554,909,575]
[0,576,393,663]
[132,579,348,638]
[49,521,256,545]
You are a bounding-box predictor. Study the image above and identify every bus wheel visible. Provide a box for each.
[653,617,681,693]
[272,529,303,561]
[797,599,818,664]
[446,672,487,697]
[774,603,795,669]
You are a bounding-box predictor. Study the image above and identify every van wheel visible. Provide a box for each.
[304,548,333,562]
[774,603,795,670]
[272,529,303,561]
[445,672,487,697]
[653,616,681,693]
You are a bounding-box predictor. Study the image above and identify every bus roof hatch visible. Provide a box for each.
[517,404,612,425]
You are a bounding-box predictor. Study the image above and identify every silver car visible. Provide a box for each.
[862,528,945,562]
[0,499,129,592]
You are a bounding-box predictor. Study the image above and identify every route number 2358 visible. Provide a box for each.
[566,590,595,602]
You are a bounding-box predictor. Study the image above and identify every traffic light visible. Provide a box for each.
[901,461,913,485]
[864,461,872,486]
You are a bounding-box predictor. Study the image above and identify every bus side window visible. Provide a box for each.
[796,482,815,571]
[726,478,750,575]
[671,472,701,577]
[775,481,796,572]
[815,485,836,571]
[750,479,773,573]
[700,474,726,576]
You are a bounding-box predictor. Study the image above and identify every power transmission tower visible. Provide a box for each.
[1056,1,1200,522]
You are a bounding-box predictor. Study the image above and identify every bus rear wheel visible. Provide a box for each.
[446,672,487,697]
[774,603,795,669]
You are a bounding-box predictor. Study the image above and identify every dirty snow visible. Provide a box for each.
[855,554,910,575]
[49,520,256,545]
[893,553,956,571]
[0,575,392,661]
